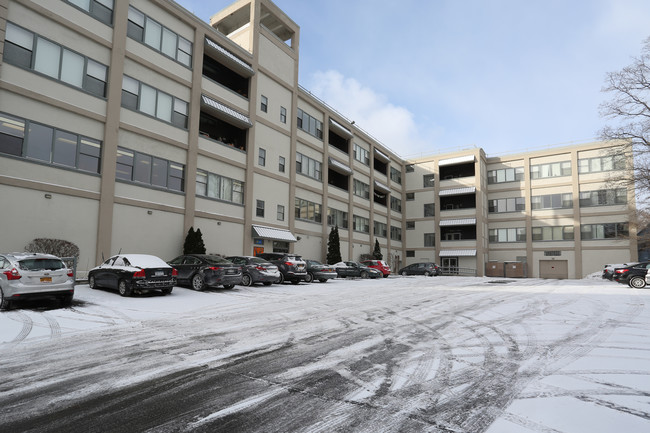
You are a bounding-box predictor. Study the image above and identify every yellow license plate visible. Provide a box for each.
[40,277,52,282]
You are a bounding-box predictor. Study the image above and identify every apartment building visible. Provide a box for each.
[0,0,637,279]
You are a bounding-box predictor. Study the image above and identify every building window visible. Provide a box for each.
[328,208,348,229]
[489,228,526,243]
[374,221,387,238]
[578,155,626,174]
[0,112,102,173]
[277,205,285,221]
[406,192,415,201]
[353,143,370,165]
[406,221,415,230]
[4,22,108,98]
[488,197,525,213]
[390,196,402,213]
[424,203,435,217]
[297,108,323,139]
[121,75,188,128]
[353,215,370,233]
[406,250,415,258]
[423,174,435,188]
[530,161,571,179]
[579,189,627,207]
[280,106,287,124]
[127,6,192,67]
[64,0,113,25]
[390,226,402,241]
[405,164,415,173]
[260,95,268,113]
[487,167,524,184]
[424,233,435,247]
[581,223,629,240]
[296,152,322,181]
[256,200,265,217]
[353,179,370,199]
[532,226,574,241]
[390,166,401,184]
[531,193,573,210]
[278,156,286,173]
[258,148,266,166]
[117,146,184,192]
[196,169,244,204]
[295,198,322,223]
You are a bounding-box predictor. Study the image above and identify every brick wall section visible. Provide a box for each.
[0,0,7,63]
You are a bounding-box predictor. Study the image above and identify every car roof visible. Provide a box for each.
[4,252,62,260]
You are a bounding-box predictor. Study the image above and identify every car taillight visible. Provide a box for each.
[615,269,628,274]
[255,266,266,271]
[172,268,178,276]
[208,266,222,271]
[284,262,293,266]
[67,270,74,278]
[133,269,146,278]
[3,268,21,280]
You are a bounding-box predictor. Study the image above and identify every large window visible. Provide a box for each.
[489,228,526,243]
[196,169,244,205]
[423,174,435,188]
[117,147,184,192]
[295,198,322,223]
[374,221,387,238]
[530,161,571,179]
[390,166,401,184]
[532,226,574,241]
[127,6,192,67]
[581,223,629,240]
[64,0,113,25]
[327,208,348,229]
[0,112,101,173]
[390,226,402,241]
[353,179,370,199]
[487,167,524,184]
[424,233,435,247]
[578,155,626,174]
[488,197,525,213]
[4,22,107,98]
[424,203,435,217]
[122,75,188,128]
[296,152,322,181]
[579,189,627,207]
[353,215,370,233]
[531,193,573,210]
[353,143,369,165]
[390,196,402,213]
[296,108,323,139]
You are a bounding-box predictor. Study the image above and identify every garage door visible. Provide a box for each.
[539,260,568,279]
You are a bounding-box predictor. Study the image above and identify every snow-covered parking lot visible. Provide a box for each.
[1,275,650,432]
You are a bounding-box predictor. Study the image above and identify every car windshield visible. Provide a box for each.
[203,256,232,265]
[19,258,64,271]
[249,257,269,265]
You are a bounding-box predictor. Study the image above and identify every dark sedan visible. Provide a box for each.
[88,254,176,297]
[225,256,280,286]
[398,262,441,276]
[334,261,382,279]
[612,261,650,288]
[168,254,242,290]
[304,259,338,283]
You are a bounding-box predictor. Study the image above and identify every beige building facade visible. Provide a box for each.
[0,0,637,278]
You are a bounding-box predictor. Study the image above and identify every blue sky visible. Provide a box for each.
[175,0,650,158]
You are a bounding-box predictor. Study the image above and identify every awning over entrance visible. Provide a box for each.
[439,249,477,257]
[252,225,297,242]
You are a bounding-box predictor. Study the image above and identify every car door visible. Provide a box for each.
[179,256,202,282]
[94,256,116,286]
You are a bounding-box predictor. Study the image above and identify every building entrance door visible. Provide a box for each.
[442,257,458,274]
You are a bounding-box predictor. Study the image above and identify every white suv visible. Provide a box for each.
[0,253,75,310]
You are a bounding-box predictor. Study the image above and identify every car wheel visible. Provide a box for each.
[263,282,273,286]
[424,271,431,277]
[401,271,408,276]
[628,276,646,289]
[89,275,97,289]
[223,284,235,289]
[118,280,132,297]
[304,272,314,283]
[319,279,327,283]
[278,273,285,284]
[191,273,205,291]
[383,274,389,278]
[361,271,369,279]
[291,279,300,285]
[241,274,252,286]
[60,294,73,307]
[0,289,12,311]
[161,287,173,295]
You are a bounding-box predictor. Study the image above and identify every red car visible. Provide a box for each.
[361,260,391,278]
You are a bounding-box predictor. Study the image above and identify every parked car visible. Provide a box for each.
[612,261,650,288]
[333,261,382,279]
[225,256,280,286]
[398,262,442,277]
[88,254,177,297]
[360,260,391,278]
[602,263,627,280]
[168,254,242,290]
[0,253,75,310]
[257,253,307,284]
[303,259,338,283]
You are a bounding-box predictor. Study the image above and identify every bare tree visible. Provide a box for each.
[599,36,650,205]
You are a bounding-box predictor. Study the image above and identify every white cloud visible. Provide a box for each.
[306,70,436,157]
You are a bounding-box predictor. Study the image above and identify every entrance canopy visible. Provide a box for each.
[252,225,297,242]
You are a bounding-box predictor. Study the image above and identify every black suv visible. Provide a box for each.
[257,253,307,284]
[612,261,650,288]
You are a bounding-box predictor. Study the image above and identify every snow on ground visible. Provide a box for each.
[1,275,650,432]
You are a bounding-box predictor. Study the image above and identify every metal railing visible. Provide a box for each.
[440,267,477,276]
